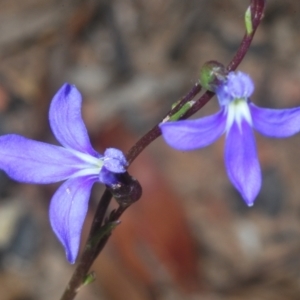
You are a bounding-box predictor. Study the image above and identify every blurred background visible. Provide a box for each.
[1,0,300,299]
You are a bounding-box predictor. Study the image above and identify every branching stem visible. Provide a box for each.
[59,1,266,299]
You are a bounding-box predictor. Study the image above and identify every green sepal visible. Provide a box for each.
[86,221,120,249]
[168,101,194,121]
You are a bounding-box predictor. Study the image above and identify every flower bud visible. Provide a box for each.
[108,172,142,207]
[199,61,227,92]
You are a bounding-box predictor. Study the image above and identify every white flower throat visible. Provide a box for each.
[225,98,253,133]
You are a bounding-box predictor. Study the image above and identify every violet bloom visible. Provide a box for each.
[160,71,300,206]
[0,84,128,263]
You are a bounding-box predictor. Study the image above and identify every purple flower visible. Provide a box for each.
[160,71,300,206]
[0,84,128,263]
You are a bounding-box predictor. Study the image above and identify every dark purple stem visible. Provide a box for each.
[90,188,112,236]
[59,1,266,299]
[227,0,265,71]
[127,0,265,160]
[90,204,129,262]
[126,83,201,164]
[184,0,265,119]
[60,190,113,300]
[127,125,161,165]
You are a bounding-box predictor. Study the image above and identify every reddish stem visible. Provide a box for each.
[59,1,266,300]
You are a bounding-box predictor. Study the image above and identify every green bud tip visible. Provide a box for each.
[82,272,96,286]
[245,6,253,35]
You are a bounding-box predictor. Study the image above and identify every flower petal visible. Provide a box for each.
[103,148,128,173]
[159,109,226,151]
[216,72,254,106]
[225,120,261,206]
[99,167,119,185]
[49,83,98,156]
[0,134,88,183]
[49,175,97,263]
[250,103,300,137]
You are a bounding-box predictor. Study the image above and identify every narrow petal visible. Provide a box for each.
[250,103,300,137]
[49,83,98,156]
[49,175,97,263]
[225,121,261,206]
[0,134,88,183]
[159,109,226,151]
